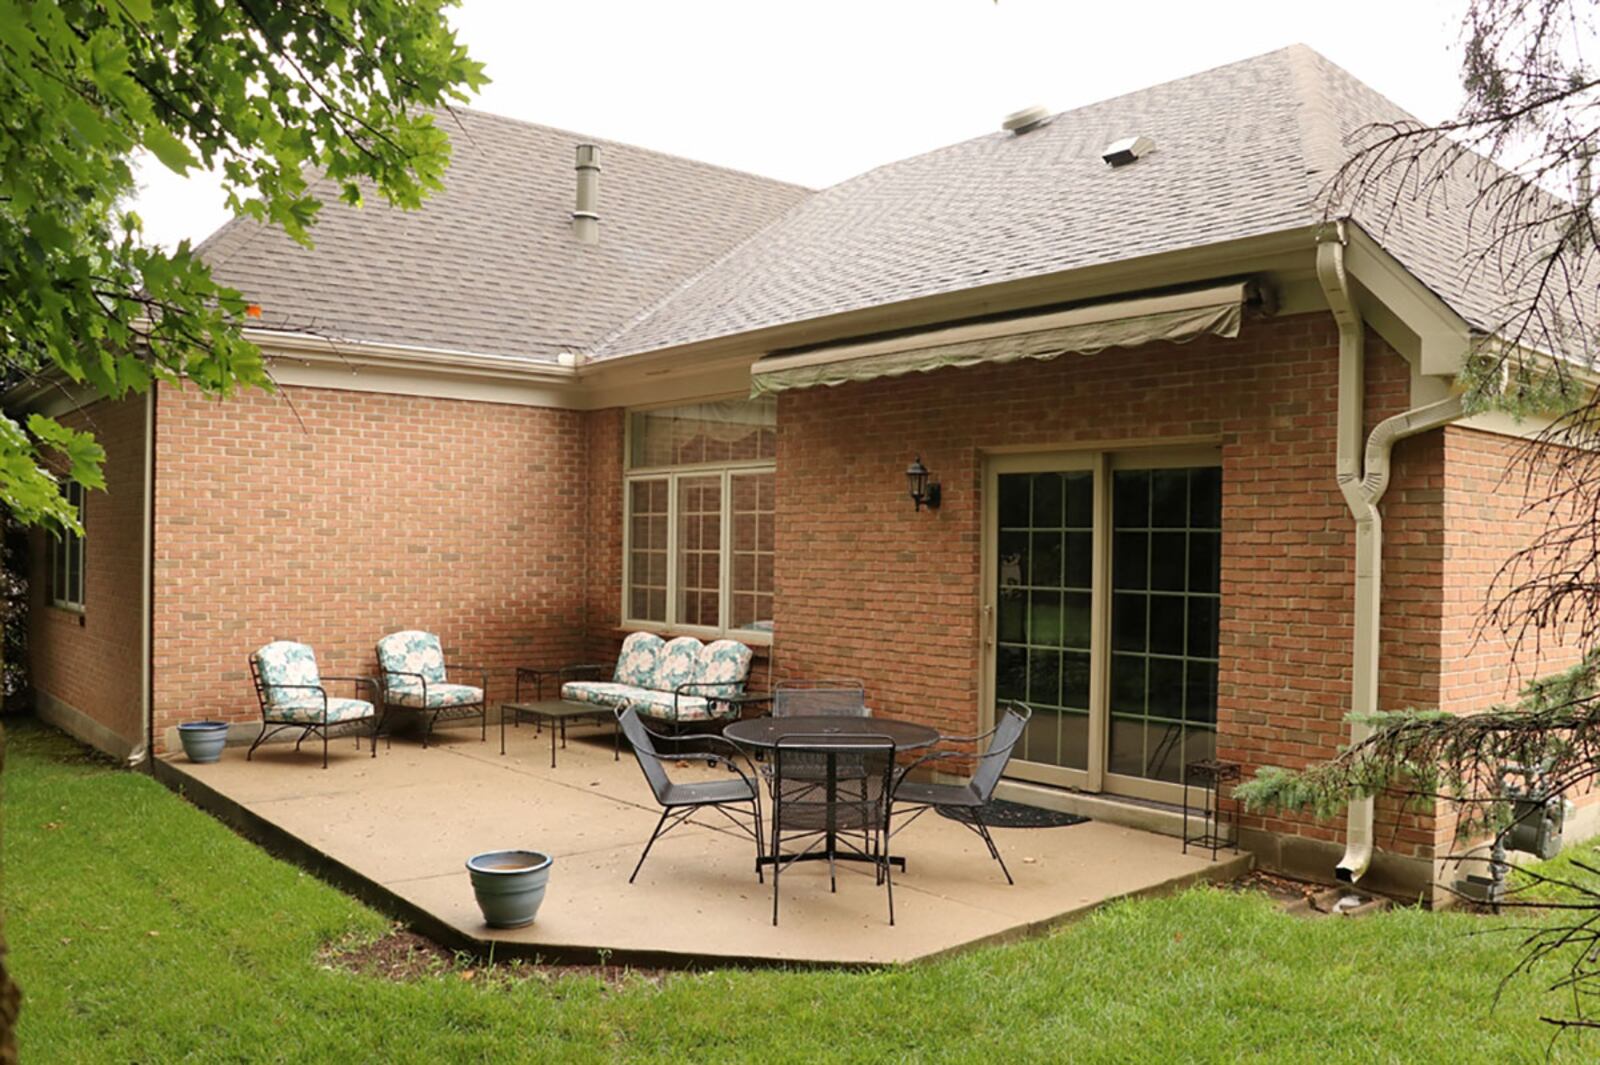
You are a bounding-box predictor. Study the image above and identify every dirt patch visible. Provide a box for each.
[1229,869,1325,905]
[320,927,673,990]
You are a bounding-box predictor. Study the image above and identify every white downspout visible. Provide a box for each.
[1316,224,1464,884]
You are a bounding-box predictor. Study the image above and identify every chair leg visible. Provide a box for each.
[322,725,329,770]
[884,841,895,926]
[246,723,269,762]
[751,800,765,885]
[630,810,670,884]
[972,811,1014,885]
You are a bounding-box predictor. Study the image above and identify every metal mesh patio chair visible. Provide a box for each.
[770,733,897,926]
[772,679,867,717]
[890,701,1033,884]
[770,679,869,783]
[618,707,764,884]
[247,641,379,769]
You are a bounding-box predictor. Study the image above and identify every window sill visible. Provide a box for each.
[48,603,86,624]
[615,621,773,648]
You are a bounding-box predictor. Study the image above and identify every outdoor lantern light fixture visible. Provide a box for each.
[906,455,941,511]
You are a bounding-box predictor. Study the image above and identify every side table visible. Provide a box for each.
[1182,759,1241,860]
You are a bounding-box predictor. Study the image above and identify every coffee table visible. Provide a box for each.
[499,699,619,767]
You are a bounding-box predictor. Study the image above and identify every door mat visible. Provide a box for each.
[936,800,1089,829]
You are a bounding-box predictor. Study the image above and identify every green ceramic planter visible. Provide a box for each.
[466,850,553,928]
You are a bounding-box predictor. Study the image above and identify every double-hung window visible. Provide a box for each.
[623,398,776,642]
[51,481,86,611]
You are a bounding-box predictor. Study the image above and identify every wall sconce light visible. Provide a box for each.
[906,454,941,511]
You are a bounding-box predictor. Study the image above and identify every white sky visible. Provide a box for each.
[129,0,1470,251]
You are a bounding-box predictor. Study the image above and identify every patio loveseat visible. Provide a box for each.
[560,632,754,728]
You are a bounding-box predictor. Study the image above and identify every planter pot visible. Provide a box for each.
[466,850,553,928]
[177,721,230,764]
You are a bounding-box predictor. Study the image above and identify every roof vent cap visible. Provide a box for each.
[1002,105,1053,136]
[1101,135,1155,168]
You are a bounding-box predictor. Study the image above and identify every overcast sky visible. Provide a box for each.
[129,0,1470,250]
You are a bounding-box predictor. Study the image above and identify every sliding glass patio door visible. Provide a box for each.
[983,448,1221,803]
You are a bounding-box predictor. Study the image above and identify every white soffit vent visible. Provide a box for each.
[1101,135,1155,167]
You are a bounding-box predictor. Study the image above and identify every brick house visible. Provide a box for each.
[19,45,1591,902]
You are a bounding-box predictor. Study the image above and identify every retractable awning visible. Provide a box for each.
[749,280,1260,396]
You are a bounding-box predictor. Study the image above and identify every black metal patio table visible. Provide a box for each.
[724,715,938,873]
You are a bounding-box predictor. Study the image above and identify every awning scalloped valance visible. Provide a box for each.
[749,281,1259,396]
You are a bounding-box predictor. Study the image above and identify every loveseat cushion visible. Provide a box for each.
[561,681,714,721]
[613,632,665,688]
[652,636,704,694]
[694,640,753,697]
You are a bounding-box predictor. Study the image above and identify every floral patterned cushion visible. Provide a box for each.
[612,632,665,688]
[651,636,704,694]
[252,640,322,712]
[561,681,713,721]
[264,696,375,725]
[377,630,447,699]
[694,640,753,698]
[384,682,483,710]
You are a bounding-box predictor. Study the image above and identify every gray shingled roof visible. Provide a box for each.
[594,45,1514,359]
[197,108,809,361]
[202,46,1534,366]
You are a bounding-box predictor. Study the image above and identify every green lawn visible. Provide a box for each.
[5,720,1597,1063]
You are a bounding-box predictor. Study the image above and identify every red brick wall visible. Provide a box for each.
[149,383,589,751]
[1433,425,1591,849]
[28,397,148,757]
[770,314,1443,855]
[583,408,625,662]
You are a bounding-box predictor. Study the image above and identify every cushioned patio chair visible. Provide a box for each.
[618,706,764,884]
[890,702,1033,884]
[247,640,379,769]
[375,630,489,748]
[561,632,754,733]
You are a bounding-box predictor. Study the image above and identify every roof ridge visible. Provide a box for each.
[435,103,815,194]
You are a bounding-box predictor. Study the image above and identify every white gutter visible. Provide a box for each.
[1316,223,1464,884]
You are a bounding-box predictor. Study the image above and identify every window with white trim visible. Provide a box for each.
[51,481,86,611]
[624,399,775,639]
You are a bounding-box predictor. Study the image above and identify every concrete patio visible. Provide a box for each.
[156,719,1250,968]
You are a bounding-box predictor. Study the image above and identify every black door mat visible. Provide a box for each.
[936,800,1089,829]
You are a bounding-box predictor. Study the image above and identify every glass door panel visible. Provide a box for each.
[1106,466,1221,784]
[995,470,1094,772]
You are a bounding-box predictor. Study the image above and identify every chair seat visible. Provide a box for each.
[660,777,757,807]
[385,682,483,709]
[264,697,376,725]
[894,779,983,808]
[559,681,715,721]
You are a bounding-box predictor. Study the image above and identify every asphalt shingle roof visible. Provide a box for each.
[197,108,810,362]
[596,44,1513,359]
[201,46,1537,365]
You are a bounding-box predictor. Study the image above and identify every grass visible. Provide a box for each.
[6,719,1599,1063]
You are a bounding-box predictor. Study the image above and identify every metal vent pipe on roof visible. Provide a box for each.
[573,143,600,245]
[1002,105,1052,135]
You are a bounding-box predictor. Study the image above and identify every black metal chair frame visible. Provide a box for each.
[770,732,898,926]
[619,707,765,885]
[772,678,867,717]
[247,656,380,770]
[378,657,489,748]
[890,702,1034,885]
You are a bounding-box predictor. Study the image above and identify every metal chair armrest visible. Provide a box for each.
[260,683,331,722]
[380,669,428,701]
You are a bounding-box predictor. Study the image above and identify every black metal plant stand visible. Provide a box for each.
[1182,759,1240,859]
